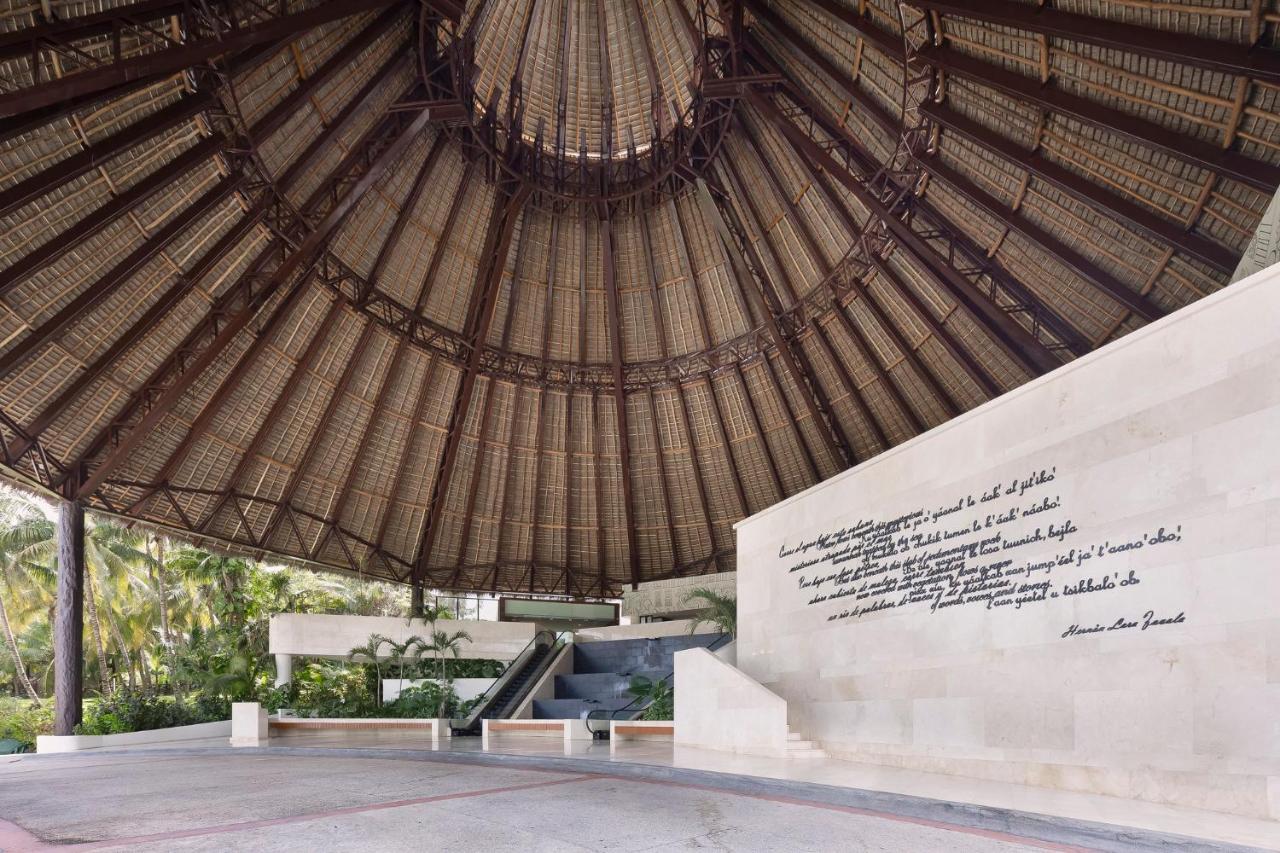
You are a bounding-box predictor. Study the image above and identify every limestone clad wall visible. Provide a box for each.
[735,265,1280,819]
[268,614,534,661]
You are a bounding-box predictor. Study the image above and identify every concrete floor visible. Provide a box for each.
[81,730,1280,850]
[0,752,1060,852]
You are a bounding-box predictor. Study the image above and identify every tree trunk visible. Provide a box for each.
[54,501,85,735]
[82,567,112,696]
[152,538,184,701]
[0,594,40,704]
[137,651,152,692]
[106,612,135,690]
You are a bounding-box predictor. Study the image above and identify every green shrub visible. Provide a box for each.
[383,683,457,719]
[0,699,52,751]
[292,663,376,718]
[75,689,233,735]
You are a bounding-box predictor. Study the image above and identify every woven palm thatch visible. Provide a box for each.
[0,0,1276,597]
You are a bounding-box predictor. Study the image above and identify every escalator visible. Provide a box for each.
[451,629,566,734]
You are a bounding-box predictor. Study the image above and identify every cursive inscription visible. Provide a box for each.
[775,466,1188,637]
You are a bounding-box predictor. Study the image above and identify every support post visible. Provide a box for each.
[411,583,424,618]
[273,654,293,688]
[54,500,85,736]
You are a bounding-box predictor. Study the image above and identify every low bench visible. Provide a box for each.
[609,719,674,743]
[228,703,449,746]
[269,717,449,741]
[481,718,593,747]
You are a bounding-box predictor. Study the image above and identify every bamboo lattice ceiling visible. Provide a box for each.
[0,0,1276,597]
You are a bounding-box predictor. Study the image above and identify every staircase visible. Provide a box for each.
[531,634,725,720]
[785,725,827,759]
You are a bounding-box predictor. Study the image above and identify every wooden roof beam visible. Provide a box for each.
[735,122,894,450]
[917,42,1280,192]
[184,293,348,530]
[412,185,531,584]
[0,0,428,120]
[0,135,224,296]
[67,105,435,500]
[590,391,610,594]
[718,146,869,465]
[695,176,854,471]
[915,154,1166,322]
[920,102,1238,275]
[792,154,962,423]
[256,321,379,552]
[0,173,244,375]
[638,207,718,571]
[7,207,268,466]
[910,0,1280,86]
[249,6,408,141]
[748,92,1063,378]
[744,30,1090,362]
[598,206,642,590]
[0,93,212,220]
[369,356,441,569]
[731,363,785,502]
[667,196,751,519]
[111,78,424,507]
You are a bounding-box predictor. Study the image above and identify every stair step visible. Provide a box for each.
[786,731,804,741]
[787,748,827,759]
[786,740,817,750]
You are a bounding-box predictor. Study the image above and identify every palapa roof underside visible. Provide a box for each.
[0,0,1276,597]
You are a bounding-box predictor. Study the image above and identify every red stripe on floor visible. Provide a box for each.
[0,774,599,851]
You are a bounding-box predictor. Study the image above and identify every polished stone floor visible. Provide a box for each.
[1,751,1059,852]
[6,732,1277,851]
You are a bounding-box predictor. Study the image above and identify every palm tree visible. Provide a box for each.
[0,491,53,703]
[347,633,394,706]
[421,629,472,717]
[386,635,426,691]
[685,587,737,637]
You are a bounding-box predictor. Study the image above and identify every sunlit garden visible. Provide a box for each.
[0,486,507,751]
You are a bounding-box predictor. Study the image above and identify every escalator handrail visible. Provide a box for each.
[453,628,568,732]
[583,632,731,737]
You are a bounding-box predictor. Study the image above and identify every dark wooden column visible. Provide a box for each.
[54,500,85,736]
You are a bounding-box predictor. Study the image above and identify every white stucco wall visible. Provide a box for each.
[674,647,788,757]
[735,264,1280,819]
[268,614,535,661]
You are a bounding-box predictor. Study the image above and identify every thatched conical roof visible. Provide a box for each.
[0,0,1276,596]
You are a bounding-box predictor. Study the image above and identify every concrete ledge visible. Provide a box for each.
[481,718,593,747]
[610,719,674,743]
[36,720,231,753]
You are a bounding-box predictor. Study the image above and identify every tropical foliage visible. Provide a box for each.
[626,675,674,721]
[685,586,737,637]
[0,485,414,747]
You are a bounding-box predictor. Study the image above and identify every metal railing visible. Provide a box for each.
[583,633,732,739]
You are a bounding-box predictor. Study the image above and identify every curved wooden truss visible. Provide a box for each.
[0,0,1276,596]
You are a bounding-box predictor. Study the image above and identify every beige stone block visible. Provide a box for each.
[1194,685,1280,760]
[983,694,1074,751]
[1075,689,1192,756]
[914,697,985,748]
